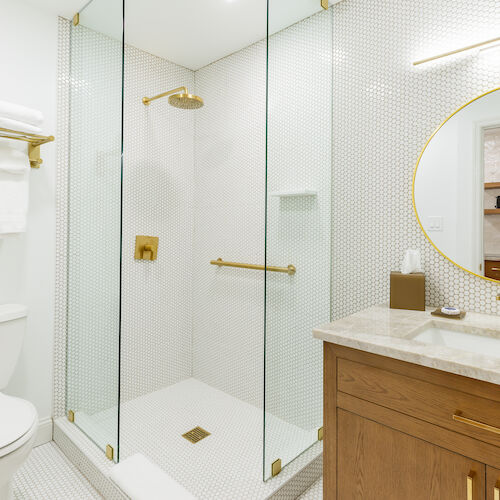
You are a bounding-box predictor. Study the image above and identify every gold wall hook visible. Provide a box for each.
[134,236,159,261]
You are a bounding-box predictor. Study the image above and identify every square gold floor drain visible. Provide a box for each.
[182,426,211,444]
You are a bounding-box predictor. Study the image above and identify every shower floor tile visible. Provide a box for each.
[12,442,102,499]
[76,378,321,499]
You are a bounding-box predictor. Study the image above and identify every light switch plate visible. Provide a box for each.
[427,216,443,232]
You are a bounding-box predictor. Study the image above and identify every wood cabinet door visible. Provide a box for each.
[487,467,500,500]
[336,409,485,500]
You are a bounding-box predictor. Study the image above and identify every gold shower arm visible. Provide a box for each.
[142,87,187,106]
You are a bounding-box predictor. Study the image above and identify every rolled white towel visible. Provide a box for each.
[0,100,43,128]
[110,454,196,500]
[0,117,41,136]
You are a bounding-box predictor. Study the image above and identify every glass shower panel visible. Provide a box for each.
[66,0,124,462]
[264,1,332,479]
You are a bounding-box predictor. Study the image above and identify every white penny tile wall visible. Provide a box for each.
[331,0,500,320]
[120,45,195,403]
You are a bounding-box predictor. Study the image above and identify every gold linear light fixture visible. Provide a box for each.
[142,86,204,109]
[413,36,500,66]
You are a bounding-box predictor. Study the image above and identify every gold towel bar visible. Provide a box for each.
[210,258,296,275]
[0,127,55,168]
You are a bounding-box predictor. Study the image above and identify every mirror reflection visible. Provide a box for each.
[414,88,500,282]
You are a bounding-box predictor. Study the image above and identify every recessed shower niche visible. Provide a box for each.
[59,0,332,497]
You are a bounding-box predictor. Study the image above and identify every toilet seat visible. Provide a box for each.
[0,393,37,458]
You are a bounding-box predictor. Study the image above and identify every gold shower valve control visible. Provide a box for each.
[134,235,159,261]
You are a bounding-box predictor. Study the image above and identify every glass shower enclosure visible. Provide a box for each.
[65,0,331,491]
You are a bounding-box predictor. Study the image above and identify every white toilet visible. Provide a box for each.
[0,304,38,500]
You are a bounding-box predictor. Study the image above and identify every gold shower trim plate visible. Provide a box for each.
[134,235,159,261]
[182,426,211,444]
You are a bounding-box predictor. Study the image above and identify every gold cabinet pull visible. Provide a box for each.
[452,413,500,435]
[494,486,499,500]
[467,474,473,500]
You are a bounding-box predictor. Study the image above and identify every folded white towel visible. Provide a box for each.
[0,117,41,136]
[0,170,29,235]
[0,100,43,128]
[110,454,196,500]
[0,140,29,174]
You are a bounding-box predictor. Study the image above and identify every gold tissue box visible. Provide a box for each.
[390,271,425,311]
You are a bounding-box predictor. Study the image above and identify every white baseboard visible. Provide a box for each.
[34,417,53,447]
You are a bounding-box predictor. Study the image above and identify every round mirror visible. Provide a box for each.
[413,88,500,283]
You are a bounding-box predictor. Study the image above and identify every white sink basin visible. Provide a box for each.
[410,324,500,359]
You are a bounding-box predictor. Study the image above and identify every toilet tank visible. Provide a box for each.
[0,304,27,390]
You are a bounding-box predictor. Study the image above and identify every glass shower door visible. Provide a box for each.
[264,1,333,479]
[66,0,124,462]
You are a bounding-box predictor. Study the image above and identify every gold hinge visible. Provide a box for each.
[106,444,114,461]
[321,0,329,9]
[67,410,75,423]
[271,458,282,477]
[318,426,324,441]
[73,13,80,26]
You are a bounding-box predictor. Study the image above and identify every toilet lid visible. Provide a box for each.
[0,393,37,453]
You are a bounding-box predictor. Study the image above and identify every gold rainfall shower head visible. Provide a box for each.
[142,86,204,109]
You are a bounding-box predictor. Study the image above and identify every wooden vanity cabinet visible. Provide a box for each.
[324,344,500,500]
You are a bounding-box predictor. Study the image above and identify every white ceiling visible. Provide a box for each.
[28,0,333,70]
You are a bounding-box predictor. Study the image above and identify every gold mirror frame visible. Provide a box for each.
[412,87,500,285]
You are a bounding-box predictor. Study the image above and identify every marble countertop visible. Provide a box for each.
[313,305,500,385]
[485,254,500,261]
